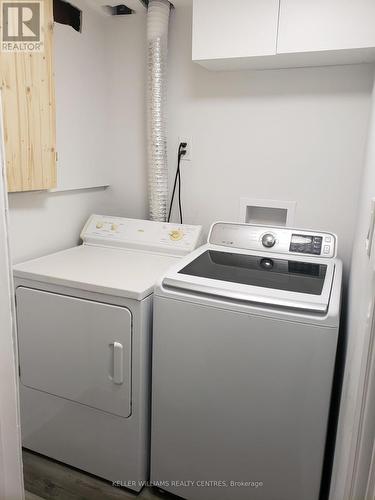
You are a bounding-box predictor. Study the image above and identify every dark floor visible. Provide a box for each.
[23,450,175,500]
[25,492,44,500]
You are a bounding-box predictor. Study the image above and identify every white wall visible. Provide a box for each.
[98,4,373,275]
[8,188,114,262]
[7,3,374,275]
[105,12,149,220]
[8,3,150,264]
[166,4,373,274]
[8,1,119,263]
[54,0,112,189]
[330,74,375,500]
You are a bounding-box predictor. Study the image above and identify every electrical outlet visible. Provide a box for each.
[179,137,192,161]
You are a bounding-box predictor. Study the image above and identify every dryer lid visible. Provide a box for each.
[14,245,180,300]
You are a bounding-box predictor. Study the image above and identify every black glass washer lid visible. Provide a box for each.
[178,250,327,296]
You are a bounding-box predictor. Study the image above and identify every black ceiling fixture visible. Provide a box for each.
[53,0,82,32]
[110,4,133,15]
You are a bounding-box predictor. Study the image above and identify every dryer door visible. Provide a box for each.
[16,287,132,418]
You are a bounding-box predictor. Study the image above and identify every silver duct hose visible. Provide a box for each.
[147,0,171,221]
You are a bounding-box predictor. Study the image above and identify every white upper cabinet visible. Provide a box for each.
[192,0,280,70]
[278,0,375,54]
[193,0,375,70]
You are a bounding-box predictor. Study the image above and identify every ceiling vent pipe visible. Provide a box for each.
[147,0,171,221]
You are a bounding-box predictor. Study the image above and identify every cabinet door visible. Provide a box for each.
[193,0,279,61]
[16,288,132,418]
[278,0,375,54]
[0,0,56,192]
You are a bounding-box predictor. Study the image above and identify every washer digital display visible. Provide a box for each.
[290,234,322,255]
[291,235,313,245]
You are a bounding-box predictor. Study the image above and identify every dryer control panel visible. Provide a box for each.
[209,223,337,258]
[81,215,203,256]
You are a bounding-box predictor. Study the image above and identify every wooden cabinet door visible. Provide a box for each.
[0,0,56,192]
[278,0,375,54]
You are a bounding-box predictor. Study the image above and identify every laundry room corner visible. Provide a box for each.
[165,1,374,280]
[2,1,375,499]
[7,0,150,264]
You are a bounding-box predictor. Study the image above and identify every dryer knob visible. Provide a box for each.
[262,233,276,248]
[169,230,183,241]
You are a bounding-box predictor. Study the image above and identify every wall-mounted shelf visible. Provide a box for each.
[8,183,110,195]
[49,183,110,193]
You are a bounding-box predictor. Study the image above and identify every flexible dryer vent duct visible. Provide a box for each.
[147,0,171,221]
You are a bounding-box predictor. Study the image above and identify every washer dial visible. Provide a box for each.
[262,233,276,248]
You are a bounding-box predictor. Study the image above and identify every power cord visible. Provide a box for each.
[167,142,187,224]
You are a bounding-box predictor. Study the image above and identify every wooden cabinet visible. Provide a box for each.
[0,0,56,192]
[193,0,375,71]
[192,0,279,66]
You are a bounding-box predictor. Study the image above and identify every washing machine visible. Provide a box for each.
[13,214,202,492]
[151,222,342,500]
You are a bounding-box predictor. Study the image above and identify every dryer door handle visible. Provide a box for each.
[110,342,124,384]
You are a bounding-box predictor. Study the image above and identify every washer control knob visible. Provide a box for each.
[96,222,103,229]
[262,233,276,248]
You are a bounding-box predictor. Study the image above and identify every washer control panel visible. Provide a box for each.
[209,222,337,258]
[81,215,203,256]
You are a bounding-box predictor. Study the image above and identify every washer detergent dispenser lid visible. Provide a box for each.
[13,215,203,300]
[161,222,341,314]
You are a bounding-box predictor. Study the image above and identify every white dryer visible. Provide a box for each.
[151,222,342,500]
[14,214,202,492]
